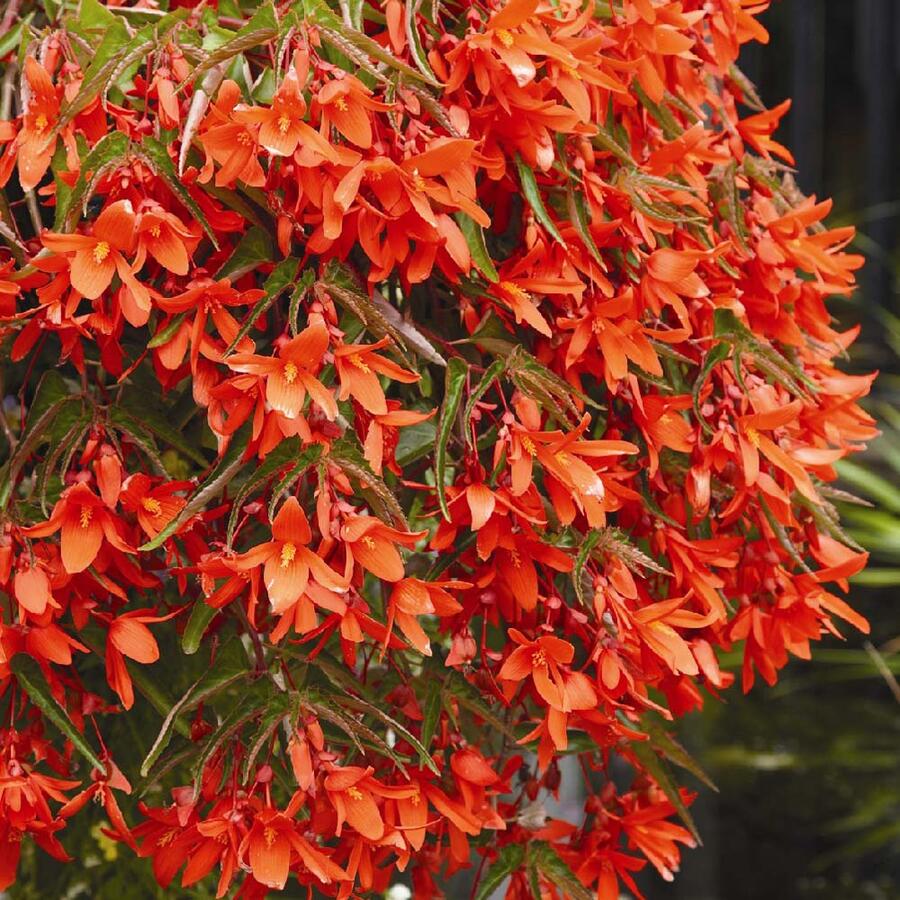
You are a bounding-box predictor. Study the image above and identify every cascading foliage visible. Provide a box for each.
[0,0,877,897]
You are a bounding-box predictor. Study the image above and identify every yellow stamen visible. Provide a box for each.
[520,435,537,457]
[496,29,515,48]
[264,826,278,848]
[362,535,376,550]
[283,361,299,384]
[745,426,760,448]
[509,548,522,568]
[34,113,48,133]
[409,791,421,807]
[79,506,93,529]
[334,96,348,112]
[349,353,370,373]
[149,224,161,239]
[500,280,529,303]
[238,131,253,146]
[92,242,111,264]
[157,829,178,847]
[277,114,291,134]
[281,542,297,568]
[531,649,547,668]
[347,786,364,801]
[142,497,162,517]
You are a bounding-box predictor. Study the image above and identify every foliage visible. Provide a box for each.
[0,1,880,897]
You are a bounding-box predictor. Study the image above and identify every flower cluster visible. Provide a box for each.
[0,0,875,897]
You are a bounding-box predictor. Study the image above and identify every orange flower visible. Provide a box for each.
[333,338,419,415]
[41,200,145,302]
[316,75,390,149]
[134,205,196,276]
[234,66,337,161]
[228,324,337,420]
[235,497,348,613]
[16,57,61,191]
[385,577,467,655]
[105,608,180,709]
[339,515,425,582]
[120,474,188,538]
[323,765,417,840]
[22,483,132,574]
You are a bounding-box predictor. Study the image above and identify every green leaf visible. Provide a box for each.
[181,602,219,656]
[566,183,603,264]
[137,138,219,248]
[474,844,525,900]
[139,425,251,551]
[141,638,248,777]
[405,0,440,84]
[420,679,443,754]
[146,311,188,350]
[435,358,467,521]
[187,2,279,86]
[0,15,33,59]
[629,734,702,844]
[515,154,565,246]
[302,0,440,86]
[226,437,321,544]
[462,358,506,446]
[455,212,499,282]
[223,257,300,356]
[110,404,208,468]
[215,226,276,281]
[55,131,130,230]
[638,713,717,791]
[329,436,408,528]
[573,529,602,607]
[11,656,104,771]
[692,341,730,434]
[530,843,592,900]
[266,443,325,519]
[58,22,157,131]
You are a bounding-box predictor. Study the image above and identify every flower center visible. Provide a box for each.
[500,281,529,302]
[277,114,291,134]
[509,548,522,568]
[347,786,364,801]
[520,434,537,456]
[264,826,278,848]
[142,497,162,516]
[349,353,370,373]
[34,113,48,133]
[745,426,760,448]
[496,28,515,48]
[158,829,178,847]
[409,791,421,806]
[362,535,376,550]
[92,242,111,264]
[532,649,547,668]
[283,361,299,384]
[334,96,348,112]
[149,224,161,239]
[281,542,297,567]
[79,506,93,529]
[238,130,254,146]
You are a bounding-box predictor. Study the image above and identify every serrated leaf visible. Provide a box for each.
[435,358,467,521]
[227,438,321,544]
[137,137,219,248]
[329,436,408,528]
[629,736,702,844]
[110,404,208,468]
[223,257,300,356]
[139,424,251,551]
[692,341,730,435]
[11,656,104,771]
[463,357,506,445]
[530,843,593,900]
[302,0,439,86]
[515,154,565,246]
[455,211,499,282]
[187,2,279,86]
[639,713,717,791]
[55,131,130,231]
[573,529,602,607]
[475,845,525,900]
[216,226,276,282]
[141,638,248,777]
[405,0,440,84]
[590,527,670,576]
[420,680,443,753]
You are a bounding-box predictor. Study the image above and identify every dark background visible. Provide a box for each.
[642,3,900,898]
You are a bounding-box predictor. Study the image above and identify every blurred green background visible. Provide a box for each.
[642,3,900,898]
